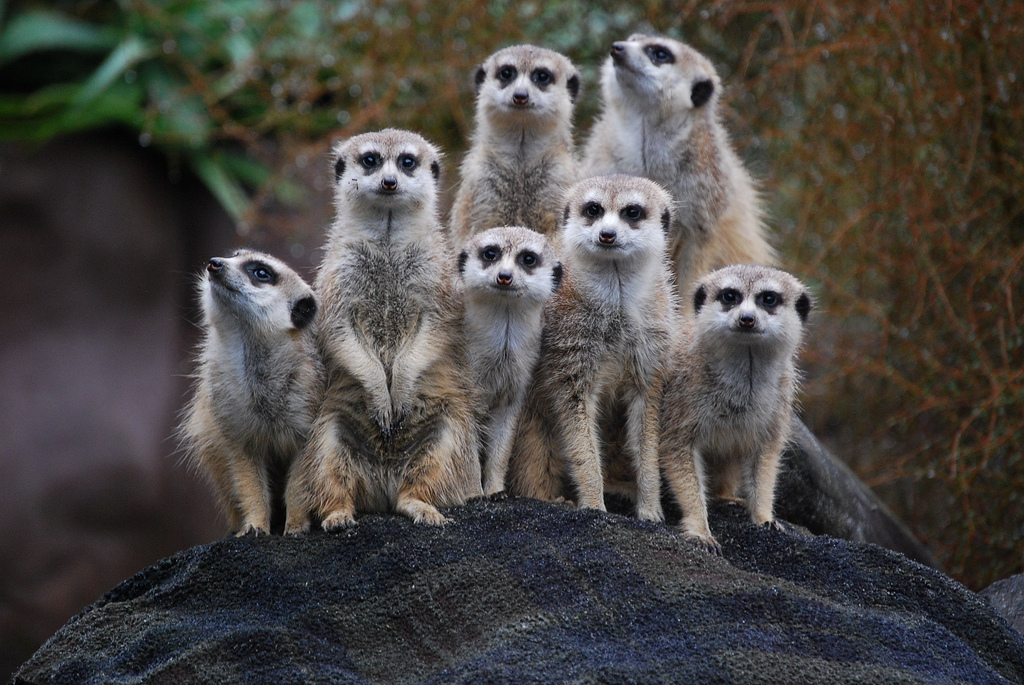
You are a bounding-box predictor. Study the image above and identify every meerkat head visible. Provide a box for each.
[560,174,673,267]
[603,34,720,116]
[473,44,580,132]
[692,264,812,356]
[202,249,317,337]
[331,128,442,221]
[457,226,562,306]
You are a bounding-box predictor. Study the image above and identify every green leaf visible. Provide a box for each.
[72,35,154,108]
[0,10,118,66]
[192,153,251,221]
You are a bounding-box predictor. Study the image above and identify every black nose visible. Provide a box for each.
[512,91,529,105]
[381,177,397,191]
[610,42,626,60]
[496,272,513,286]
[599,229,617,244]
[207,258,224,273]
[739,313,756,328]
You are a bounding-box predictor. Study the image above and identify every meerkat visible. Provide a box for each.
[660,264,812,550]
[582,34,775,298]
[457,226,562,495]
[450,44,581,245]
[284,129,482,533]
[508,175,678,522]
[178,249,320,535]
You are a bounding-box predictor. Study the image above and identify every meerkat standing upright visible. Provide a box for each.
[457,226,562,495]
[582,34,774,297]
[660,265,812,549]
[284,129,482,532]
[451,44,581,244]
[179,249,320,535]
[509,175,678,522]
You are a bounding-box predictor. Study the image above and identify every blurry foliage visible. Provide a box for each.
[0,0,1021,589]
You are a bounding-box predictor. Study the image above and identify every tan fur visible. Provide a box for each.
[178,250,320,535]
[660,265,812,549]
[451,45,580,245]
[508,175,678,522]
[582,34,775,300]
[457,227,561,495]
[285,129,482,533]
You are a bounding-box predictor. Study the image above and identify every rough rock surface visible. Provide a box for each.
[14,498,1024,685]
[983,574,1024,637]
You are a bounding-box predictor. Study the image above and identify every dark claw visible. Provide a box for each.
[488,490,510,502]
[760,519,785,532]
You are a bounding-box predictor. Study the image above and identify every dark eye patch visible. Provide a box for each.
[757,290,782,310]
[398,153,418,173]
[531,68,553,88]
[718,288,741,308]
[360,151,380,171]
[518,251,539,269]
[497,65,517,84]
[481,246,501,262]
[583,202,604,221]
[645,44,675,65]
[621,204,646,223]
[245,261,278,286]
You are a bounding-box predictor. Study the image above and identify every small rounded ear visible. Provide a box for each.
[693,284,708,314]
[566,72,581,103]
[291,295,317,330]
[691,79,714,108]
[795,291,812,323]
[563,203,571,226]
[661,208,672,233]
[457,250,468,276]
[334,157,345,182]
[431,160,440,182]
[474,66,486,92]
[552,262,564,291]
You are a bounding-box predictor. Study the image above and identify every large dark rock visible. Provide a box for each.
[14,498,1023,684]
[983,575,1024,637]
[777,418,939,568]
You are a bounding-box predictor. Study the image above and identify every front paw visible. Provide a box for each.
[322,510,357,531]
[636,503,665,524]
[412,506,451,526]
[757,518,785,532]
[235,523,269,537]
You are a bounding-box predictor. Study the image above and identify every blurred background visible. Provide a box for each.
[1,0,1021,677]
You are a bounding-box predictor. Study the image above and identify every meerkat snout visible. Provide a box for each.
[207,258,224,274]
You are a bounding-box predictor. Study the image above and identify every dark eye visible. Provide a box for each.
[759,291,780,308]
[532,68,552,85]
[498,65,517,81]
[621,205,645,221]
[481,246,500,262]
[360,152,379,169]
[398,154,418,171]
[583,202,604,219]
[719,288,741,306]
[646,45,674,65]
[519,251,538,268]
[246,262,277,285]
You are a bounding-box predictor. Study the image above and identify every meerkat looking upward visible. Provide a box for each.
[509,175,678,522]
[179,249,319,535]
[457,226,562,495]
[284,129,482,532]
[660,264,812,549]
[451,44,581,244]
[582,34,774,297]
